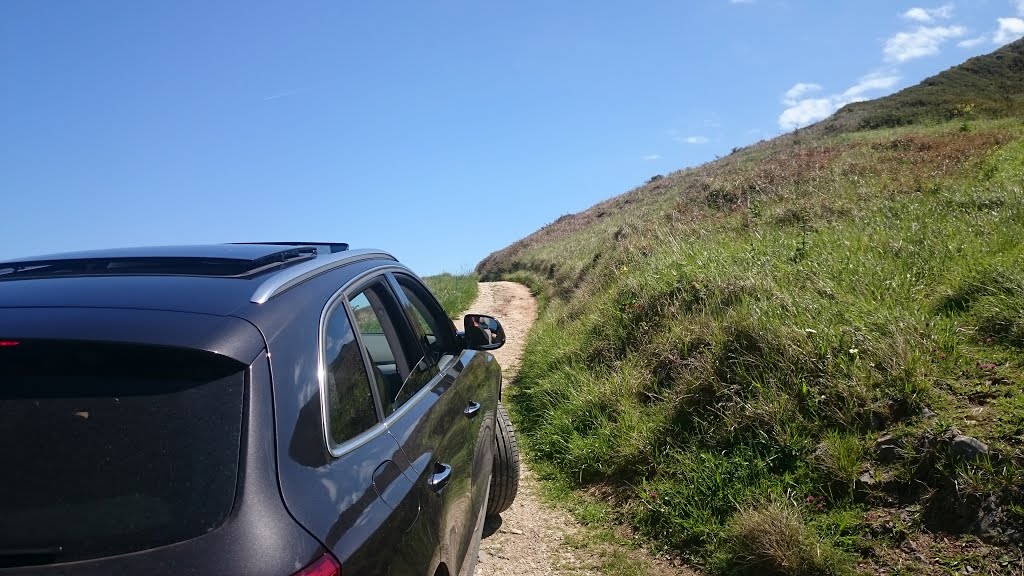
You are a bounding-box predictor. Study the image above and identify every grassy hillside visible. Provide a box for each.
[478,41,1024,575]
[817,39,1024,134]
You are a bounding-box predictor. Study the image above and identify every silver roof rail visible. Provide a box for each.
[250,248,395,304]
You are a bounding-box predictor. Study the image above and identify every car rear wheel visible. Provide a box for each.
[487,402,520,516]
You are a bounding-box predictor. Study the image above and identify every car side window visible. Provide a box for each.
[322,299,379,446]
[349,279,437,416]
[392,273,458,365]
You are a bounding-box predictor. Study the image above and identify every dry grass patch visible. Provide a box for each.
[722,501,851,576]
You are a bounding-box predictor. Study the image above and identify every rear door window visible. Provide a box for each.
[0,340,246,567]
[322,298,380,446]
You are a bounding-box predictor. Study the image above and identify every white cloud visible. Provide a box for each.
[994,17,1024,44]
[958,35,988,48]
[884,25,966,62]
[642,154,662,161]
[779,99,835,131]
[904,8,932,22]
[902,4,954,23]
[841,73,901,99]
[783,82,823,104]
[672,135,710,144]
[778,72,902,130]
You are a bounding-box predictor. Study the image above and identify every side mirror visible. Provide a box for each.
[462,314,506,350]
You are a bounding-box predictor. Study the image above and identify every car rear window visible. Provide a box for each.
[0,340,246,567]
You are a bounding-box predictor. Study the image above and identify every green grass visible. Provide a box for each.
[486,120,1024,574]
[512,434,687,576]
[820,39,1024,134]
[423,272,479,318]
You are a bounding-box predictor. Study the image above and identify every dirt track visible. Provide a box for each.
[461,282,692,576]
[460,281,596,575]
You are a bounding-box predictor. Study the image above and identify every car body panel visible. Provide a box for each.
[384,350,499,576]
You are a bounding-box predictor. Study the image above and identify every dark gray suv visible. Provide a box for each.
[0,243,520,575]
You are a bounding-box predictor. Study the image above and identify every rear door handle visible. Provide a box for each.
[464,401,481,418]
[428,463,452,493]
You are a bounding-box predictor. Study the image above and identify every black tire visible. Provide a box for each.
[487,402,520,516]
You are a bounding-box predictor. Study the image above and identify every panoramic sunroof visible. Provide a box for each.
[0,244,338,280]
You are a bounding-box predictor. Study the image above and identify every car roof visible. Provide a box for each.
[0,243,396,316]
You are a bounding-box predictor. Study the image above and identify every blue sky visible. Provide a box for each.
[2,1,1022,274]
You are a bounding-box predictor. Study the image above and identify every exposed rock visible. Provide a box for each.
[857,471,876,488]
[924,488,982,534]
[921,407,937,419]
[950,435,989,461]
[875,434,902,463]
[973,494,1024,545]
[899,509,914,525]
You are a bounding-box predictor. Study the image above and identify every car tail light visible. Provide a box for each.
[0,340,20,347]
[292,553,341,576]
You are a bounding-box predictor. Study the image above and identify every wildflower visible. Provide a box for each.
[849,348,859,354]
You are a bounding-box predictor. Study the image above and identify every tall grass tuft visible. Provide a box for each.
[720,500,852,576]
[423,272,479,318]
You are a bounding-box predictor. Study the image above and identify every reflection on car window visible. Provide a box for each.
[349,282,436,416]
[396,275,455,365]
[350,292,383,334]
[404,296,440,361]
[323,302,378,445]
[408,302,433,338]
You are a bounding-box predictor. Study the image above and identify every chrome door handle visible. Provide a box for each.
[464,401,481,418]
[428,463,452,493]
